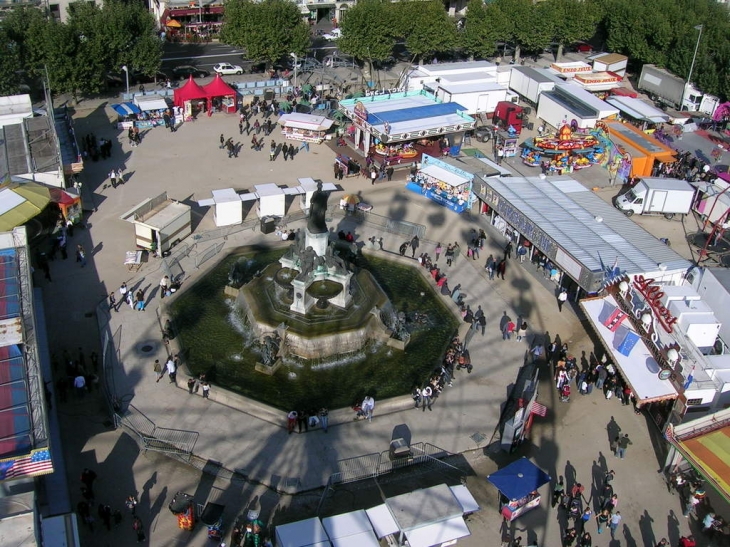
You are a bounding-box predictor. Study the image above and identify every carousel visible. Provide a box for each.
[521,124,605,174]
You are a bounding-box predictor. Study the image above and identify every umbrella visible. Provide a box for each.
[0,180,51,232]
[166,19,182,28]
[342,194,360,205]
[302,84,313,94]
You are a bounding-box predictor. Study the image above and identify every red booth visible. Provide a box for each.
[203,74,237,115]
[173,75,208,120]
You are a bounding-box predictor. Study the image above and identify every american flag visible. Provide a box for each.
[0,449,53,480]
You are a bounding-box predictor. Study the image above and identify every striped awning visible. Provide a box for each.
[111,102,141,117]
[531,402,548,417]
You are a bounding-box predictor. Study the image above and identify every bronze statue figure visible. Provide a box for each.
[307,181,329,234]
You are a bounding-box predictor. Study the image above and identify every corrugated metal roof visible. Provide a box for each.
[483,176,692,275]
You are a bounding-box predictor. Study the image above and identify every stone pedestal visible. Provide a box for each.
[306,229,329,258]
[291,277,309,315]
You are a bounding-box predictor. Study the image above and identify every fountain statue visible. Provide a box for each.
[280,181,354,315]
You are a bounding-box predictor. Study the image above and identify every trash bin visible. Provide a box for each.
[264,89,275,101]
[260,216,277,234]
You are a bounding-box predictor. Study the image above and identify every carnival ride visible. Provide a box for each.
[521,124,605,173]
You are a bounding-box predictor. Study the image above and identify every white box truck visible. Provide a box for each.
[508,66,563,105]
[614,178,695,218]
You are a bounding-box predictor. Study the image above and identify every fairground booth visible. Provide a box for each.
[537,84,619,130]
[601,120,677,177]
[202,74,237,114]
[605,96,671,131]
[406,153,474,213]
[487,458,551,521]
[471,175,692,300]
[133,94,172,128]
[49,187,82,224]
[278,113,334,143]
[173,75,209,120]
[338,90,476,167]
[521,124,606,174]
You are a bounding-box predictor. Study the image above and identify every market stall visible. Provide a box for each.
[321,510,379,547]
[133,94,172,128]
[496,129,519,158]
[173,75,208,120]
[202,74,237,115]
[605,96,671,131]
[278,113,334,143]
[120,192,192,253]
[407,153,473,213]
[334,154,363,177]
[49,187,82,224]
[486,458,551,521]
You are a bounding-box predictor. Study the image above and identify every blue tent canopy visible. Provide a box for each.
[486,458,551,501]
[111,102,141,117]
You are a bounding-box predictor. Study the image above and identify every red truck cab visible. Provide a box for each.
[493,101,524,135]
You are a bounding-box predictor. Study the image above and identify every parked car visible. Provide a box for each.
[172,65,210,79]
[213,63,244,75]
[322,28,342,41]
[131,71,172,85]
[572,42,593,53]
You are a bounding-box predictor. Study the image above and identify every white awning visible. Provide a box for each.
[278,113,334,131]
[405,517,471,547]
[276,517,331,547]
[420,164,470,187]
[606,96,670,124]
[322,510,379,547]
[580,295,679,404]
[134,95,169,111]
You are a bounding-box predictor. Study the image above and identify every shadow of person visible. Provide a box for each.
[598,451,608,474]
[667,510,681,546]
[622,523,638,547]
[565,460,577,490]
[639,510,656,547]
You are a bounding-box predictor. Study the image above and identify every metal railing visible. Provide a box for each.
[115,404,199,460]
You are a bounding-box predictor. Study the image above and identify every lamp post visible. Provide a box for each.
[121,65,130,97]
[682,24,703,111]
[290,53,298,88]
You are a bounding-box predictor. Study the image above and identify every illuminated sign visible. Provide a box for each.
[632,274,678,333]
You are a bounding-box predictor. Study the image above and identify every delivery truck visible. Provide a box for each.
[508,67,563,106]
[614,178,695,218]
[637,64,718,113]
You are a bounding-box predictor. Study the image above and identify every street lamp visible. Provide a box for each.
[682,24,703,111]
[290,53,298,89]
[121,65,130,97]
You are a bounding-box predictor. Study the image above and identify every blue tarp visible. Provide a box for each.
[486,458,551,500]
[367,102,467,125]
[111,102,141,117]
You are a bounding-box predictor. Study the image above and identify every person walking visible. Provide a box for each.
[319,407,329,433]
[109,169,117,188]
[132,516,145,543]
[421,385,433,411]
[596,509,610,534]
[497,258,507,280]
[557,288,568,312]
[410,235,419,258]
[287,410,297,434]
[76,244,87,267]
[435,242,442,262]
[165,356,177,384]
[445,244,454,267]
[552,477,565,507]
[219,134,225,149]
[160,275,171,299]
[202,381,210,398]
[609,511,621,539]
[361,395,375,422]
[282,144,289,161]
[386,166,394,181]
[616,433,632,459]
[109,292,117,312]
[187,377,196,394]
[116,168,124,185]
[504,241,513,260]
[269,140,276,161]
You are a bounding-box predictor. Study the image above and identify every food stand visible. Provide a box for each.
[133,94,171,128]
[120,192,192,253]
[111,102,141,129]
[406,153,473,213]
[173,75,208,121]
[496,130,519,158]
[486,457,551,521]
[278,113,334,143]
[202,74,237,115]
[49,187,82,224]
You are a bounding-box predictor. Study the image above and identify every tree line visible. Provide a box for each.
[220,0,730,101]
[0,0,161,99]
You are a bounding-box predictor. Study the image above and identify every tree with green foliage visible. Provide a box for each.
[220,0,310,66]
[0,29,23,96]
[338,0,397,80]
[491,0,550,62]
[461,0,503,60]
[544,0,603,58]
[393,0,457,64]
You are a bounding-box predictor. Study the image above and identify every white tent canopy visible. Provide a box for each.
[606,96,670,124]
[134,94,170,112]
[278,113,334,131]
[275,517,331,547]
[581,295,679,404]
[420,164,471,187]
